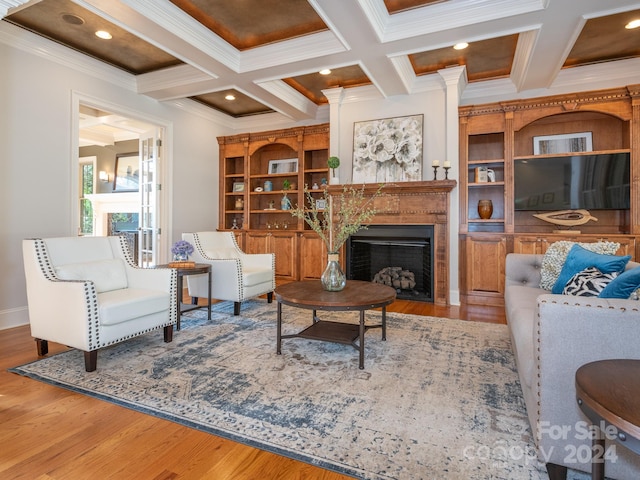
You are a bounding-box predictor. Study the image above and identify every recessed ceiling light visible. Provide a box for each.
[453,42,469,50]
[319,69,332,75]
[225,94,236,101]
[95,30,112,40]
[625,19,640,29]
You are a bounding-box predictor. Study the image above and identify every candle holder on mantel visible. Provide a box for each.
[443,166,450,180]
[432,165,439,180]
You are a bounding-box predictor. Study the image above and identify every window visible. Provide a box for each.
[79,160,95,235]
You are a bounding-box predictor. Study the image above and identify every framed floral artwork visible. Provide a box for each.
[352,114,423,183]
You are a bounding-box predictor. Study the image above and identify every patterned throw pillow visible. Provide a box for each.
[562,267,618,296]
[539,241,620,290]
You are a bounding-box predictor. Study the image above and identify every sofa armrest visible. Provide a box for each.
[505,253,544,288]
[533,294,640,469]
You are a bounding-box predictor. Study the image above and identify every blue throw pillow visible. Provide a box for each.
[551,244,631,294]
[598,267,640,298]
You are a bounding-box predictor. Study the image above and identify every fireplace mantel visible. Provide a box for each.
[329,181,456,305]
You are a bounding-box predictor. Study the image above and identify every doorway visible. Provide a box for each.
[72,94,170,266]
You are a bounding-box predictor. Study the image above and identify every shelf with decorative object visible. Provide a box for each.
[218,124,330,280]
[459,85,640,305]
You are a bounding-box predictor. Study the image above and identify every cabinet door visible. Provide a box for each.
[298,232,328,280]
[245,231,297,280]
[462,235,507,305]
[270,232,297,280]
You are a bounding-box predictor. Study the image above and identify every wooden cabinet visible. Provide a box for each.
[514,234,636,257]
[459,85,640,305]
[298,232,328,280]
[218,124,329,281]
[460,235,507,306]
[245,231,298,280]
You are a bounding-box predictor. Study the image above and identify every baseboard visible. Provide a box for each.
[0,306,29,331]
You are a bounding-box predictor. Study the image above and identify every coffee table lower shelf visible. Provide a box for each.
[282,320,366,347]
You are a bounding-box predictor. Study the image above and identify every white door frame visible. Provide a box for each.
[70,91,173,264]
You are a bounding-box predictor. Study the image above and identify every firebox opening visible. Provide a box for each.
[347,225,434,302]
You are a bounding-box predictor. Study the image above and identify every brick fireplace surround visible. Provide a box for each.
[329,180,457,305]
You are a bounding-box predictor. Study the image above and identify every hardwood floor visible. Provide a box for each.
[0,298,505,480]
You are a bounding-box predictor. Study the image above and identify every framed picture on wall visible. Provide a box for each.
[113,153,140,192]
[352,114,423,183]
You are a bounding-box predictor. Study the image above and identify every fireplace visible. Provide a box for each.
[329,181,455,305]
[347,225,434,302]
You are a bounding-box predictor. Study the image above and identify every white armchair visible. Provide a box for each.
[182,231,275,315]
[22,236,177,372]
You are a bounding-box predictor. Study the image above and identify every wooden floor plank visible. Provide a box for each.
[0,298,504,479]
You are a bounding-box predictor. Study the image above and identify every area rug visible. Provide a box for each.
[10,300,585,480]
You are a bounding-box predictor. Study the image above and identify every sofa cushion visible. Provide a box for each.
[55,259,128,293]
[242,266,274,286]
[598,266,640,299]
[551,244,630,294]
[562,267,618,296]
[539,241,620,290]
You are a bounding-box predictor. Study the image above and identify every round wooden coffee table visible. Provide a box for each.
[275,280,396,369]
[576,359,640,480]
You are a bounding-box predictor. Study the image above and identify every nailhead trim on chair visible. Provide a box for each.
[33,238,101,349]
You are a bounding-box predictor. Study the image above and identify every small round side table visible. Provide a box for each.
[575,359,640,480]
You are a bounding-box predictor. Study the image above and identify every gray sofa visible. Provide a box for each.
[505,253,640,479]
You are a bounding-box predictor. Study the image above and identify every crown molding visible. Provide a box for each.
[359,0,546,43]
[255,79,319,118]
[239,31,346,73]
[0,0,29,16]
[136,64,212,94]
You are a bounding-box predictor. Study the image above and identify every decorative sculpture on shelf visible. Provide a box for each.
[533,209,598,233]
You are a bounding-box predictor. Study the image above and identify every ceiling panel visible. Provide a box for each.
[284,65,372,104]
[409,34,518,82]
[168,0,328,50]
[191,89,275,117]
[2,0,640,120]
[4,0,182,74]
[564,9,640,67]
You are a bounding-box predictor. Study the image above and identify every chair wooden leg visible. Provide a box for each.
[546,463,567,480]
[35,338,48,356]
[84,351,97,372]
[267,292,273,303]
[234,302,241,315]
[164,325,173,342]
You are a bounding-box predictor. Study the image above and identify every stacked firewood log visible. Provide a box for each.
[373,267,416,290]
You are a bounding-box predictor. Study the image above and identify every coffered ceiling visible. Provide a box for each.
[2,0,640,120]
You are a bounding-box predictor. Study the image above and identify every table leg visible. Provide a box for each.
[276,301,282,355]
[207,268,212,320]
[176,274,183,331]
[381,306,387,341]
[592,429,605,480]
[359,310,365,369]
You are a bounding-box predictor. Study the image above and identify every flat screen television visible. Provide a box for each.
[514,152,630,211]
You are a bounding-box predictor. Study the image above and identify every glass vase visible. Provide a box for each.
[173,252,188,262]
[321,253,346,291]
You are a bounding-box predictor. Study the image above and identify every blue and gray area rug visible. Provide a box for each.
[10,300,588,479]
